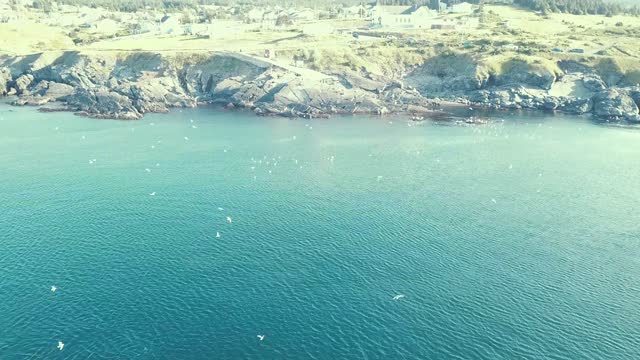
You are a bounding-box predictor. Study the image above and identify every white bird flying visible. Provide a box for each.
[57,341,64,351]
[257,335,265,341]
[51,286,57,292]
[149,192,156,196]
[226,216,232,223]
[216,232,221,238]
[393,294,405,301]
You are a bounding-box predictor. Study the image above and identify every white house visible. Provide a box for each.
[448,2,475,14]
[371,5,438,29]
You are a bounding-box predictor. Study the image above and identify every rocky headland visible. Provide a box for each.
[1,50,639,123]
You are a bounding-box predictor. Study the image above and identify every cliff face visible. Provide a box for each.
[1,50,639,123]
[406,53,640,123]
[0,51,437,120]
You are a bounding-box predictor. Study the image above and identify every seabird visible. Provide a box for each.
[149,192,156,196]
[184,137,189,141]
[257,335,265,341]
[393,294,405,301]
[216,232,221,238]
[377,175,383,181]
[226,216,233,223]
[218,207,224,211]
[51,286,57,292]
[491,198,497,204]
[145,168,151,173]
[57,341,64,351]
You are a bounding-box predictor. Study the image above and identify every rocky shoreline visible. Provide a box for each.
[1,51,639,123]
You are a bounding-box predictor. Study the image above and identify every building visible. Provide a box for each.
[448,2,475,14]
[371,5,438,28]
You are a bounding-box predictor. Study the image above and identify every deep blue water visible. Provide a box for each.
[1,105,639,359]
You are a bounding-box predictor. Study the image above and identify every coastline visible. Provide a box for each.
[1,50,639,124]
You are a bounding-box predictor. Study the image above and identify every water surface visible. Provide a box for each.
[1,106,639,359]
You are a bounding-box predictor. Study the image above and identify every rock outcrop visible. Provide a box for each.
[593,89,639,120]
[1,50,638,123]
[0,51,443,119]
[0,67,11,95]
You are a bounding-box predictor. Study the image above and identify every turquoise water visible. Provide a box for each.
[1,105,639,359]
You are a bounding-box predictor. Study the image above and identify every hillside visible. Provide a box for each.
[513,0,640,15]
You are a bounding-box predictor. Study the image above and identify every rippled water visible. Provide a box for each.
[1,105,639,359]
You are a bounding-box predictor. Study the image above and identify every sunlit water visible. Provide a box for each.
[1,105,639,359]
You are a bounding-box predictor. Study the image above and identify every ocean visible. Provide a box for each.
[1,105,639,359]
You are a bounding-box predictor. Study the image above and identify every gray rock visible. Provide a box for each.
[543,98,559,110]
[559,97,592,114]
[626,114,640,123]
[66,87,141,120]
[14,74,34,94]
[26,80,75,101]
[0,67,11,95]
[593,89,639,119]
[582,74,607,92]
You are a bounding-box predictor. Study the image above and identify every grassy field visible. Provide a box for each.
[1,5,638,81]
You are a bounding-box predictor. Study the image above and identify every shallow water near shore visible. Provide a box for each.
[1,105,639,359]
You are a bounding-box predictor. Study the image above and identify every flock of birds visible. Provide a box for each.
[48,111,536,353]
